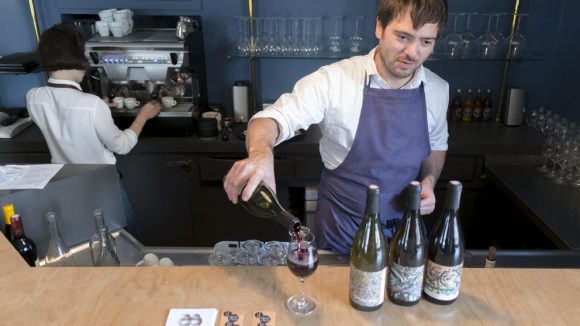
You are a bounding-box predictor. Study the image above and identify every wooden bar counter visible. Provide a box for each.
[1,236,580,325]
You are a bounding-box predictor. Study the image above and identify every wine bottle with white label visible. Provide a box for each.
[423,180,465,305]
[387,181,427,306]
[349,184,388,311]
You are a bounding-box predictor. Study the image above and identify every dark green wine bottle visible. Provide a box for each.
[239,182,302,232]
[423,180,465,305]
[349,184,388,311]
[387,181,427,306]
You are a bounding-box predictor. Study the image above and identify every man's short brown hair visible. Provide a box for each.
[377,0,448,31]
[37,23,89,72]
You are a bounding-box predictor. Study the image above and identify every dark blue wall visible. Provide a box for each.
[0,0,574,121]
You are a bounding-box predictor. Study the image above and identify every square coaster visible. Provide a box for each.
[165,308,218,326]
[252,310,276,326]
[218,309,244,326]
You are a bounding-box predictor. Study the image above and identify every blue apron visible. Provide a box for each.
[313,77,430,254]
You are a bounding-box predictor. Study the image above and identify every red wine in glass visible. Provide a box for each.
[286,228,318,315]
[287,248,319,279]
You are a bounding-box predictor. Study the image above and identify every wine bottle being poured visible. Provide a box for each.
[239,182,303,233]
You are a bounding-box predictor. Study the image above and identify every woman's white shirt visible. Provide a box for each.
[27,78,137,164]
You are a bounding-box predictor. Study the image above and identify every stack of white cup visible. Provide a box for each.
[97,8,134,37]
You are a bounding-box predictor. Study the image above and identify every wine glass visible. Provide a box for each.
[347,16,366,53]
[326,16,345,54]
[491,13,507,57]
[506,13,528,59]
[477,14,500,59]
[459,12,478,58]
[444,13,463,58]
[286,228,319,315]
[235,16,250,56]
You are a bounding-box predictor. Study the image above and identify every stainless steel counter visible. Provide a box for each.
[486,163,580,250]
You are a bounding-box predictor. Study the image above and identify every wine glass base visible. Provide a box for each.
[286,294,317,315]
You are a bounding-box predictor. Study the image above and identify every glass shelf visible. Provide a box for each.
[228,51,542,62]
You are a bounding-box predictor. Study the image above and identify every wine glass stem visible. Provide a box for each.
[297,278,307,308]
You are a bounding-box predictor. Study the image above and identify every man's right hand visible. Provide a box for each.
[223,147,276,204]
[223,118,280,204]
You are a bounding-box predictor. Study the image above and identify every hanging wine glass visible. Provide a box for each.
[286,228,319,315]
[444,13,463,58]
[506,13,528,59]
[491,12,507,58]
[326,16,345,54]
[477,14,500,59]
[235,16,250,56]
[459,12,478,58]
[347,16,366,53]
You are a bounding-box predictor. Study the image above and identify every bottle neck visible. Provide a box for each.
[48,219,63,241]
[11,219,24,239]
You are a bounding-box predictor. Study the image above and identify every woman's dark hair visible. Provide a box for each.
[36,23,90,72]
[377,0,448,32]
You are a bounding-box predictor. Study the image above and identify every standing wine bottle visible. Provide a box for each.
[2,203,15,240]
[423,180,465,304]
[45,212,74,266]
[349,184,388,311]
[10,214,38,267]
[387,181,427,306]
[239,182,302,232]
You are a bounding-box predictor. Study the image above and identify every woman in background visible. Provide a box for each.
[27,23,161,234]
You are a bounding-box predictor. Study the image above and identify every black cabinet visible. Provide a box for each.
[116,154,195,246]
[191,155,295,246]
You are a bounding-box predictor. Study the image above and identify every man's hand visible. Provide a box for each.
[223,118,280,204]
[420,177,436,215]
[223,147,275,204]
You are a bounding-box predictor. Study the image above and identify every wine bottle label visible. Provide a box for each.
[349,264,386,308]
[423,260,463,301]
[387,262,424,303]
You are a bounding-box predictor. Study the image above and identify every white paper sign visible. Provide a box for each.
[0,164,63,190]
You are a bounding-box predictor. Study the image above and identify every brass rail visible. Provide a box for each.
[27,0,40,43]
[495,0,521,123]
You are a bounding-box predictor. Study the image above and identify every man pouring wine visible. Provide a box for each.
[224,0,449,254]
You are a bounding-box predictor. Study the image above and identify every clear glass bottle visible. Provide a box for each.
[90,209,120,266]
[45,212,74,266]
[92,208,117,253]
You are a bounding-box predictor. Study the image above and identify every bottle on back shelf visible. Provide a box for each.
[423,180,465,305]
[387,181,427,306]
[473,89,483,122]
[2,203,15,240]
[450,88,463,121]
[349,184,388,311]
[482,89,493,122]
[485,245,496,268]
[10,214,38,267]
[44,212,74,266]
[462,89,474,122]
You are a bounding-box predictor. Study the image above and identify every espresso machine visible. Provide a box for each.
[83,15,208,136]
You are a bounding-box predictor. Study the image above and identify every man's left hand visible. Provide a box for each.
[420,178,436,215]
